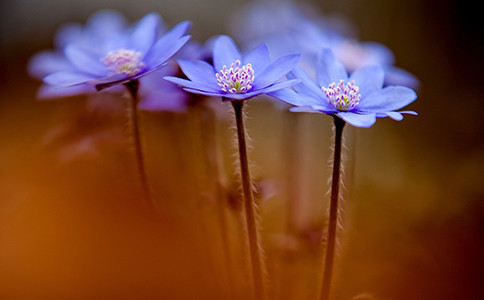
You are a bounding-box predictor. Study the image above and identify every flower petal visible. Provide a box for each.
[349,65,384,97]
[177,59,219,90]
[85,9,127,41]
[65,44,107,76]
[28,51,74,79]
[252,54,300,89]
[128,13,161,56]
[267,88,315,107]
[243,43,270,75]
[317,48,348,88]
[144,21,191,66]
[357,86,417,112]
[289,106,331,114]
[383,66,420,89]
[182,88,224,98]
[37,84,95,99]
[376,111,403,121]
[164,76,220,93]
[213,35,242,72]
[43,71,93,87]
[336,112,376,128]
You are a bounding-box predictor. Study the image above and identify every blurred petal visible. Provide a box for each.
[28,51,73,79]
[86,9,127,40]
[317,48,348,87]
[44,71,93,86]
[383,65,420,89]
[145,21,191,66]
[37,84,95,99]
[213,35,242,71]
[129,13,161,55]
[55,23,83,49]
[65,45,107,76]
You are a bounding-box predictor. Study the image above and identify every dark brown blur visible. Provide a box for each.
[1,0,483,300]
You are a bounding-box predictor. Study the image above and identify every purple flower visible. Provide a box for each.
[269,49,417,128]
[37,12,191,91]
[164,35,301,101]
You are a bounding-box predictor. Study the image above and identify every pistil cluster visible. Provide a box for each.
[216,60,255,94]
[322,80,361,111]
[102,49,145,76]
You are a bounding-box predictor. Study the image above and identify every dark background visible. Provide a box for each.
[1,0,483,299]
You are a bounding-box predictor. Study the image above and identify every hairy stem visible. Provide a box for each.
[232,100,266,300]
[320,115,345,300]
[124,80,154,211]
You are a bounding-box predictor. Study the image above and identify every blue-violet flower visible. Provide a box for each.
[41,13,191,91]
[269,49,417,128]
[164,35,301,100]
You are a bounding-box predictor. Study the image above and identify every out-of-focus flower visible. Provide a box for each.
[230,1,419,89]
[164,35,300,101]
[270,49,417,128]
[28,10,128,98]
[30,10,191,92]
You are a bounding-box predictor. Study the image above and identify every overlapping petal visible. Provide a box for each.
[165,35,300,101]
[274,48,417,127]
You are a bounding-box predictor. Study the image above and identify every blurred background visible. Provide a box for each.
[1,0,483,299]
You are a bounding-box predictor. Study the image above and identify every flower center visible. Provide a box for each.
[102,49,145,76]
[216,60,254,94]
[322,80,361,111]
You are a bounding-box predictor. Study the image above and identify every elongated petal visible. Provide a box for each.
[65,45,107,76]
[336,112,376,128]
[349,65,384,97]
[376,111,403,120]
[86,9,127,40]
[358,86,417,112]
[55,23,83,49]
[252,54,300,89]
[164,76,220,92]
[286,66,326,102]
[37,84,94,99]
[128,13,160,56]
[44,71,93,86]
[182,88,224,98]
[28,51,73,79]
[268,87,320,107]
[243,43,270,75]
[317,48,348,87]
[289,106,335,114]
[177,60,219,90]
[383,65,420,89]
[145,21,191,66]
[213,35,242,71]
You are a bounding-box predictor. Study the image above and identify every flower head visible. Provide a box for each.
[32,11,191,92]
[164,35,301,101]
[269,49,417,128]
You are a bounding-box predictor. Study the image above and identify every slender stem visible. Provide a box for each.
[231,100,266,300]
[124,80,154,211]
[320,115,345,300]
